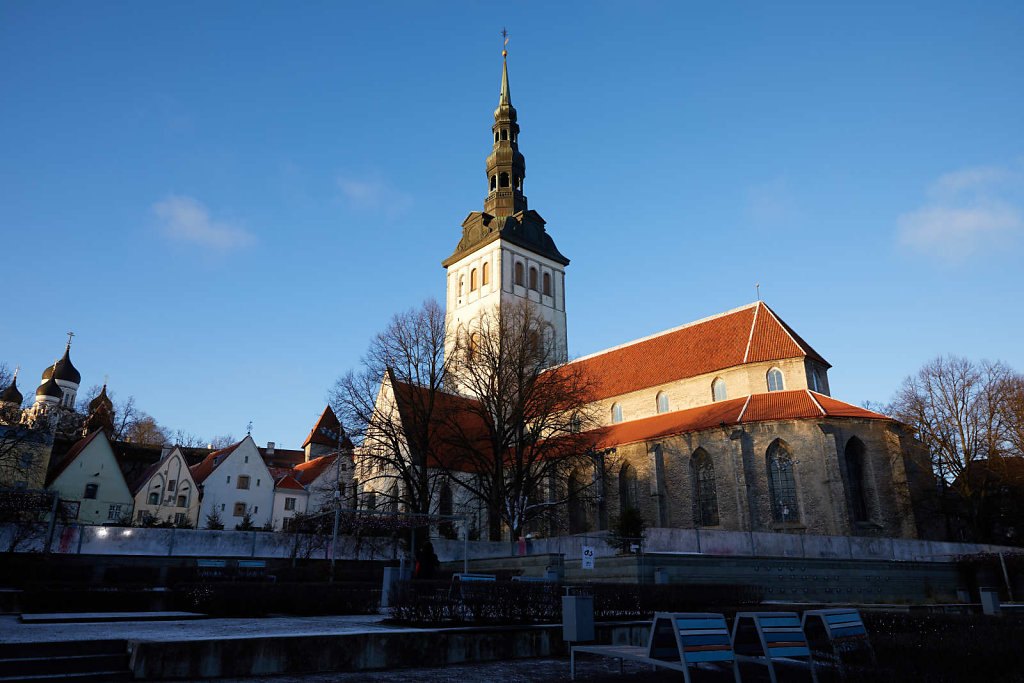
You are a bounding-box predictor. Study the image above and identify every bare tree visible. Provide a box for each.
[331,300,453,518]
[443,300,602,541]
[889,355,1023,540]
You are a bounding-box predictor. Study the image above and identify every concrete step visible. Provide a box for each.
[0,640,126,660]
[0,672,130,682]
[0,640,129,682]
[20,611,205,624]
[0,654,127,677]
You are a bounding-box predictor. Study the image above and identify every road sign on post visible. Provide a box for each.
[582,545,595,570]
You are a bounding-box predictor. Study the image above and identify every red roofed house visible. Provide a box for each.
[270,469,309,531]
[190,435,275,529]
[354,54,931,542]
[45,429,134,525]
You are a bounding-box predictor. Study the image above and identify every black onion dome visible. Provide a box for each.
[36,377,63,399]
[43,345,81,385]
[1,377,22,405]
[89,384,113,413]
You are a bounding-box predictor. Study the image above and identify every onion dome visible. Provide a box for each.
[36,376,63,400]
[89,384,113,414]
[1,371,22,405]
[42,343,81,385]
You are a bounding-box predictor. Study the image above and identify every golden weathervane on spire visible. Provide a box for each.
[502,27,509,58]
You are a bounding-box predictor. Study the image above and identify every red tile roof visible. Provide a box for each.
[189,440,243,484]
[293,453,339,486]
[566,302,829,402]
[274,473,306,491]
[588,390,888,449]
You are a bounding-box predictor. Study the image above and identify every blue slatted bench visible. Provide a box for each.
[732,611,818,683]
[571,612,740,682]
[196,559,227,580]
[449,573,496,600]
[802,609,875,679]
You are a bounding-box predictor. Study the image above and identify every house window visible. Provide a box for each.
[137,511,150,522]
[167,480,176,492]
[712,378,727,402]
[482,262,490,285]
[284,497,296,511]
[177,495,187,507]
[107,504,122,520]
[515,262,524,286]
[174,512,186,526]
[611,403,623,424]
[148,492,159,505]
[470,268,478,291]
[656,392,669,414]
[256,479,260,487]
[226,475,231,484]
[767,439,799,523]
[233,503,246,517]
[84,483,98,499]
[529,267,538,290]
[543,272,551,296]
[244,455,249,463]
[845,437,869,522]
[221,503,226,511]
[691,449,719,526]
[767,368,785,392]
[254,506,258,513]
[237,475,250,490]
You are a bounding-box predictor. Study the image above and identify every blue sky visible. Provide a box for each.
[2,1,1022,448]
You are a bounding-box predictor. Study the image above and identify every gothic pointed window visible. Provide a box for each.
[618,463,637,512]
[712,378,727,402]
[844,437,869,522]
[543,272,551,296]
[482,262,490,285]
[656,391,669,414]
[515,262,524,286]
[470,268,478,291]
[611,402,623,424]
[529,267,538,290]
[767,368,785,392]
[691,449,719,526]
[767,439,799,524]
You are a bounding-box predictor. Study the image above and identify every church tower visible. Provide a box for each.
[442,48,569,365]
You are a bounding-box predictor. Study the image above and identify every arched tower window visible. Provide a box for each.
[490,175,497,191]
[499,172,510,188]
[470,268,478,291]
[845,437,869,522]
[500,129,508,140]
[543,272,551,296]
[712,378,727,402]
[494,131,499,143]
[482,262,490,285]
[767,368,785,392]
[766,439,799,524]
[656,391,669,414]
[618,463,637,512]
[515,262,524,286]
[691,449,719,526]
[529,267,538,290]
[611,403,623,424]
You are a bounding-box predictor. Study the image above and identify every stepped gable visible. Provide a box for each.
[566,302,829,402]
[588,389,889,449]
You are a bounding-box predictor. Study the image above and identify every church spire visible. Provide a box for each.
[484,40,527,216]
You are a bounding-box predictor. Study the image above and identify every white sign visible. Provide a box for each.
[582,545,595,570]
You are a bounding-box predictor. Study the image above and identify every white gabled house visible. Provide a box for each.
[46,429,134,525]
[270,471,309,530]
[131,446,200,527]
[190,435,274,529]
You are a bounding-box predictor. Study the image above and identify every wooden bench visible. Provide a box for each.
[802,609,875,679]
[732,611,818,683]
[195,559,227,580]
[571,612,740,682]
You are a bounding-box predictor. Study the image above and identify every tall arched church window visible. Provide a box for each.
[529,267,538,290]
[470,268,478,291]
[656,391,669,414]
[767,368,785,392]
[844,437,869,522]
[618,463,637,512]
[691,449,719,526]
[611,402,623,424]
[543,272,551,296]
[515,262,524,286]
[468,332,480,359]
[766,439,799,523]
[482,262,490,285]
[712,378,727,402]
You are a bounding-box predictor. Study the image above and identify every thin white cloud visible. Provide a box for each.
[153,195,256,249]
[337,174,412,218]
[898,164,1023,262]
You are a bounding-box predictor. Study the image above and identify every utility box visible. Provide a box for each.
[562,595,594,642]
[979,587,1001,615]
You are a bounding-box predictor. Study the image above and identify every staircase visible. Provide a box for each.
[0,640,130,682]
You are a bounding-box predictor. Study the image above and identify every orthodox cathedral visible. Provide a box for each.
[427,51,930,540]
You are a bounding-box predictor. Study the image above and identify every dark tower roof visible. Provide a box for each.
[1,371,22,405]
[36,375,63,399]
[84,383,115,435]
[442,50,568,268]
[42,344,81,385]
[89,383,113,414]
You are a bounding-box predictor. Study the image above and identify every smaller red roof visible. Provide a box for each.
[293,453,340,486]
[189,440,243,484]
[303,405,350,449]
[274,474,306,491]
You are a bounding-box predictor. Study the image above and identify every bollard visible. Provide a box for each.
[562,594,595,642]
[979,587,1001,615]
